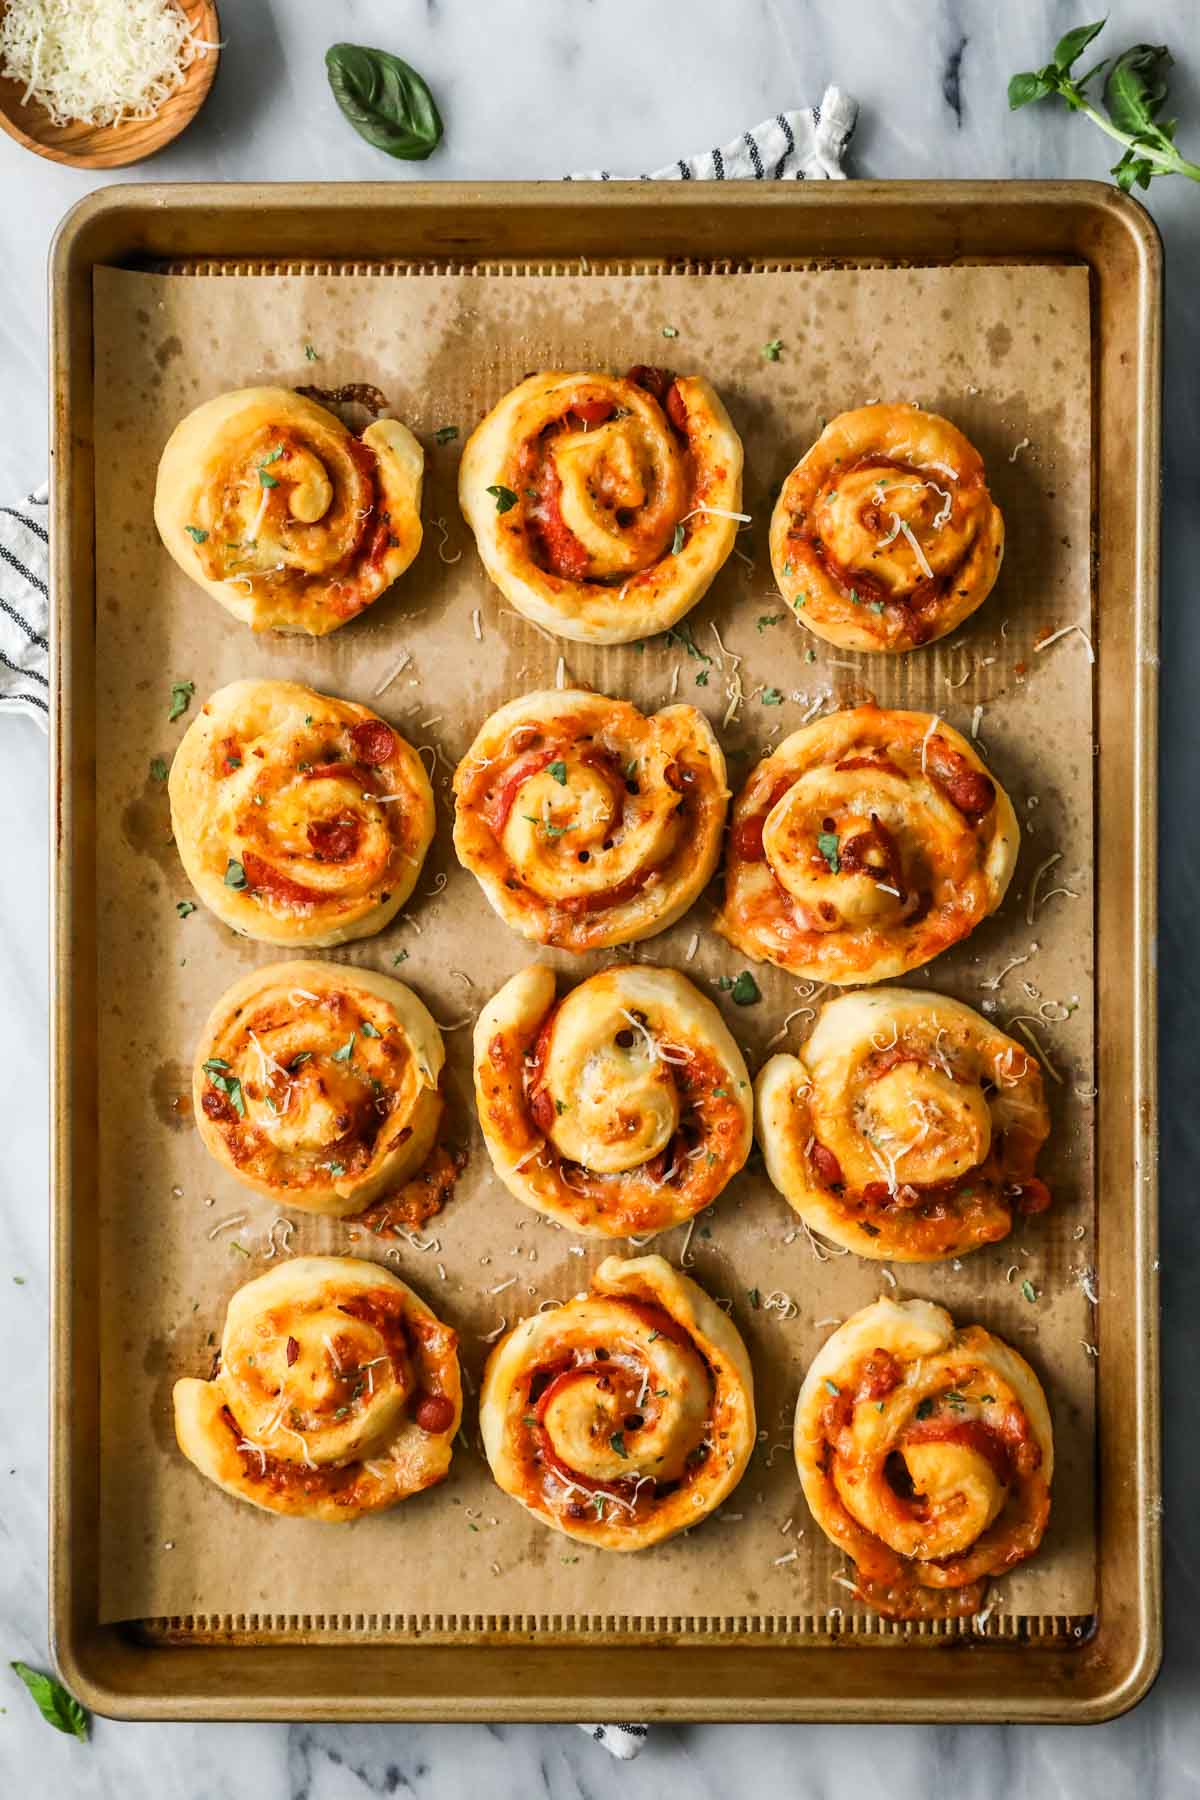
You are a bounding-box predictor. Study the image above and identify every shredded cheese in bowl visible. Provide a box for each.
[0,0,217,129]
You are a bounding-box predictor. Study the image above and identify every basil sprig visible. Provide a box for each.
[10,1662,89,1740]
[326,43,444,161]
[1009,22,1200,190]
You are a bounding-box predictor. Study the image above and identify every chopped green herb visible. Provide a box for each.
[326,1161,346,1176]
[730,971,761,1006]
[393,950,409,965]
[747,1287,760,1310]
[522,1413,539,1426]
[548,760,568,785]
[360,1020,381,1038]
[662,620,711,663]
[695,669,709,686]
[647,1330,661,1343]
[184,525,208,544]
[522,813,571,839]
[229,1240,251,1257]
[849,589,860,605]
[258,468,279,488]
[434,425,459,445]
[868,600,886,614]
[711,1088,728,1099]
[1021,1279,1038,1304]
[332,1032,357,1062]
[609,1430,628,1458]
[175,899,196,919]
[9,1663,89,1741]
[148,756,169,783]
[756,613,785,632]
[224,859,247,889]
[915,1397,935,1420]
[824,1378,840,1396]
[762,338,783,361]
[761,687,784,706]
[805,647,817,664]
[661,324,679,339]
[817,831,840,874]
[487,484,519,514]
[168,680,195,722]
[793,593,808,609]
[671,521,685,556]
[980,1394,995,1404]
[555,1098,567,1115]
[260,446,284,466]
[876,1400,886,1413]
[289,1052,311,1070]
[304,343,319,361]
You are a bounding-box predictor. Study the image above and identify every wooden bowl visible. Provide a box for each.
[0,0,219,168]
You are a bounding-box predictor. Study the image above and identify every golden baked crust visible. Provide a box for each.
[169,679,434,948]
[154,386,423,635]
[174,1257,461,1521]
[453,688,728,952]
[473,963,753,1237]
[716,705,1019,984]
[480,1254,755,1550]
[193,960,445,1217]
[795,1297,1053,1617]
[459,367,743,644]
[769,403,1004,652]
[756,987,1051,1262]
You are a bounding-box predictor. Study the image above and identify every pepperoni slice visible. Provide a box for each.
[810,1141,845,1189]
[201,1089,236,1124]
[306,817,362,863]
[413,1393,456,1435]
[625,364,673,403]
[241,851,323,906]
[923,739,996,824]
[666,383,688,434]
[570,399,615,427]
[349,720,396,766]
[483,749,555,836]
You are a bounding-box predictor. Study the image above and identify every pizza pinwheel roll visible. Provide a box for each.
[194,961,445,1217]
[473,963,753,1237]
[453,688,728,952]
[795,1298,1053,1617]
[717,706,1019,985]
[169,680,435,948]
[480,1254,755,1550]
[174,1257,461,1521]
[154,386,423,635]
[756,987,1051,1262]
[459,366,744,644]
[769,404,1004,652]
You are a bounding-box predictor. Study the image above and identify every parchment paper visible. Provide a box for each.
[92,261,1096,1631]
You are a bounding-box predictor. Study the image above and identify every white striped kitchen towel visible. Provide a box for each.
[0,483,50,729]
[568,87,858,183]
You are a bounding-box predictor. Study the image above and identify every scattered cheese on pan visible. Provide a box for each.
[0,0,217,128]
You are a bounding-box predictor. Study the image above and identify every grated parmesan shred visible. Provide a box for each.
[0,0,218,128]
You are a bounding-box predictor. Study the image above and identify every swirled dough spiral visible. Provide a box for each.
[174,1257,461,1521]
[480,1254,755,1549]
[795,1298,1053,1617]
[454,688,728,952]
[717,705,1019,985]
[756,988,1051,1262]
[154,386,424,635]
[169,680,435,947]
[473,963,753,1237]
[193,960,445,1217]
[459,367,744,644]
[769,404,1004,652]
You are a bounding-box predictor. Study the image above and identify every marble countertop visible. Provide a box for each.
[1,1,1196,1793]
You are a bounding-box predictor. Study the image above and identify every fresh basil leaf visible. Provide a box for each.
[609,1430,628,1458]
[1104,42,1172,136]
[1008,70,1054,109]
[487,484,519,514]
[326,42,444,162]
[433,425,459,445]
[258,469,279,488]
[332,1032,357,1062]
[149,756,169,782]
[224,859,247,889]
[762,338,783,361]
[360,1020,381,1038]
[10,1662,89,1740]
[1053,20,1106,71]
[671,522,685,555]
[175,899,197,919]
[304,343,319,361]
[761,687,784,706]
[184,524,208,543]
[730,971,761,1006]
[548,760,568,785]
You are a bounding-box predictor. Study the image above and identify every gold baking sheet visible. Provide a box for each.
[90,260,1096,1635]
